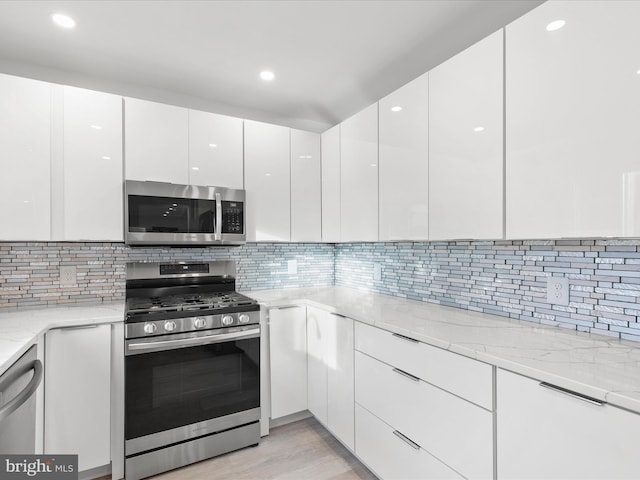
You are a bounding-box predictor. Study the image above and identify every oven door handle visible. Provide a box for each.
[126,327,260,355]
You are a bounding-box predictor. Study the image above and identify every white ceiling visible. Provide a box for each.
[0,0,544,132]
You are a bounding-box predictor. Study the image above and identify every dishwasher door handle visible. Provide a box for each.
[0,359,43,422]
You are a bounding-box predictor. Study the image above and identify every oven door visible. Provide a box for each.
[124,326,260,456]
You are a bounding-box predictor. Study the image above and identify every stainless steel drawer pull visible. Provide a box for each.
[539,382,605,407]
[392,332,419,343]
[392,368,420,382]
[392,430,421,450]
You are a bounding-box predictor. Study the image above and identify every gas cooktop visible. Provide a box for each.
[126,292,258,315]
[124,260,260,325]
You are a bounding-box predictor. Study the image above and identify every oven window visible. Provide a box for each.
[125,337,259,440]
[128,195,217,234]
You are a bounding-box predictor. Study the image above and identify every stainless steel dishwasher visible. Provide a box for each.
[0,345,43,454]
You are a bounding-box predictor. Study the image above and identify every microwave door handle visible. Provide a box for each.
[215,192,222,241]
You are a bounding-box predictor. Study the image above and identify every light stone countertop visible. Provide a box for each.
[247,286,640,414]
[0,301,124,377]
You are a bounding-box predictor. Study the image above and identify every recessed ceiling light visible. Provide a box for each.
[474,126,485,132]
[391,106,402,112]
[52,13,76,29]
[260,70,275,81]
[546,20,565,31]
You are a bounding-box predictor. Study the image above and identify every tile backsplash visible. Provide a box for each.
[0,242,334,308]
[2,239,640,342]
[335,240,640,342]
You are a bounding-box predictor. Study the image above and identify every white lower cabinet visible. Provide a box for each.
[306,307,355,450]
[356,404,462,480]
[355,322,494,479]
[269,306,307,419]
[306,307,328,425]
[355,350,492,479]
[497,369,640,479]
[44,324,111,473]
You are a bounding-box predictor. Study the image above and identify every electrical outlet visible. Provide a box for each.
[546,276,569,306]
[287,259,297,275]
[373,263,382,281]
[60,265,77,286]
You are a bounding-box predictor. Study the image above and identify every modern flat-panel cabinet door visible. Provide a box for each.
[291,129,321,241]
[244,120,291,242]
[0,74,51,240]
[269,306,307,419]
[379,73,429,241]
[306,306,355,450]
[326,313,355,451]
[306,306,328,426]
[497,368,640,478]
[45,324,111,473]
[124,97,189,183]
[506,1,640,238]
[340,103,378,242]
[321,125,341,242]
[61,86,123,241]
[429,30,503,240]
[188,109,243,189]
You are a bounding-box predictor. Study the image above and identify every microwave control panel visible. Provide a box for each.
[221,201,244,234]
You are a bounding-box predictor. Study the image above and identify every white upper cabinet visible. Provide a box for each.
[60,86,123,241]
[290,129,321,242]
[379,73,429,241]
[429,30,504,240]
[244,120,291,242]
[0,74,51,240]
[188,110,243,189]
[506,1,640,238]
[124,97,189,184]
[321,125,341,242]
[340,103,379,242]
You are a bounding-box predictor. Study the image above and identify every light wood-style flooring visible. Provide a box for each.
[149,418,376,480]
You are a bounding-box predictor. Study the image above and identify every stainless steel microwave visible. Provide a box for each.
[124,180,246,246]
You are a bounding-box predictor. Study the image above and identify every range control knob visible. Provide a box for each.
[238,314,251,324]
[221,315,234,326]
[164,320,177,332]
[194,317,207,329]
[143,322,157,334]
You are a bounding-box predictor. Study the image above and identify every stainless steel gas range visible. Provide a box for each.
[124,260,261,480]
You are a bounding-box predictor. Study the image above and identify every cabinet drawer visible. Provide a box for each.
[356,351,493,479]
[355,404,462,480]
[355,322,493,409]
[498,368,640,479]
